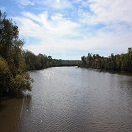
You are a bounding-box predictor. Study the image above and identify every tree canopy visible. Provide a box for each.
[80,48,132,73]
[0,11,32,97]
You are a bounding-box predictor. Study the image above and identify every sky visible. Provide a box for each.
[0,0,132,60]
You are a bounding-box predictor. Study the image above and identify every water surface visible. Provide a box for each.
[0,67,132,132]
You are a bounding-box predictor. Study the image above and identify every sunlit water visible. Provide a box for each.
[0,67,132,132]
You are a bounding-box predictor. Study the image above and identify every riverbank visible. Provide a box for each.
[98,69,132,76]
[79,66,132,76]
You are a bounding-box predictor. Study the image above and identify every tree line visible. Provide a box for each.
[80,48,132,73]
[23,51,79,71]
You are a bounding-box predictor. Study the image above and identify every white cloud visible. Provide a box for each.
[13,12,82,55]
[12,0,132,59]
[17,0,34,6]
[24,29,132,58]
[31,0,73,10]
[57,0,60,4]
[79,0,132,25]
[14,11,80,38]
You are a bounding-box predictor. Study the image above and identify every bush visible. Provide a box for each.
[0,56,33,97]
[10,73,33,92]
[0,57,11,97]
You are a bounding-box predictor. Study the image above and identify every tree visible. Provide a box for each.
[127,48,132,72]
[80,48,132,73]
[0,14,19,59]
[0,57,11,97]
[81,56,86,67]
[0,11,32,97]
[24,50,36,70]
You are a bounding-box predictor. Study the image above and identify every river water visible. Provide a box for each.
[0,67,132,132]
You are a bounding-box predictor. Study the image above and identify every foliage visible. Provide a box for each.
[0,11,32,97]
[80,48,132,73]
[24,51,51,70]
[0,57,11,97]
[10,73,33,96]
[23,50,79,70]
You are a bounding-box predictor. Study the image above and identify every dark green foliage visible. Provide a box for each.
[0,57,11,97]
[23,51,52,70]
[80,48,132,73]
[0,11,32,98]
[54,59,79,67]
[24,50,79,70]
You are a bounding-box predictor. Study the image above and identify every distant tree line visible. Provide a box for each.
[80,48,132,72]
[23,50,79,70]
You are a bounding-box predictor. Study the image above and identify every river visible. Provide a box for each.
[0,67,132,132]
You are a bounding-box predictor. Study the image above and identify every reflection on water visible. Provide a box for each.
[0,67,132,132]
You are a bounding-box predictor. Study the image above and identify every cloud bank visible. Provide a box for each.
[3,0,132,59]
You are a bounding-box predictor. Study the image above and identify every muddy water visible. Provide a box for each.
[0,67,132,132]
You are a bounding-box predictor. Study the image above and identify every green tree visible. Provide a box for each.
[81,56,86,67]
[127,48,132,72]
[0,15,19,59]
[0,57,11,97]
[80,48,132,73]
[24,50,36,70]
[0,11,32,97]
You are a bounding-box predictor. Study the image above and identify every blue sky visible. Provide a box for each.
[0,0,132,60]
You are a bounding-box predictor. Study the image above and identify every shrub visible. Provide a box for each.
[0,57,11,97]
